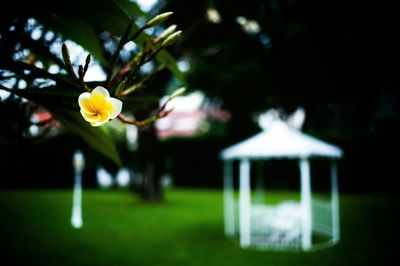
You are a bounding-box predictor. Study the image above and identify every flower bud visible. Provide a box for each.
[145,12,173,28]
[157,25,177,41]
[115,80,126,97]
[169,87,186,100]
[161,31,182,47]
[62,43,72,66]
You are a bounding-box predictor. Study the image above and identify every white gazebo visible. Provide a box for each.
[220,118,343,251]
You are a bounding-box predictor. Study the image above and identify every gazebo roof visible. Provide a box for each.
[220,121,343,160]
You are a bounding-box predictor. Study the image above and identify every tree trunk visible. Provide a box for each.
[138,124,164,201]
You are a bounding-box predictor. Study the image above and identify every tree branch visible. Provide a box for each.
[0,60,82,90]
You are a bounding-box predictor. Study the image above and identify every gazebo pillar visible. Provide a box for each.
[71,150,84,229]
[330,160,340,242]
[239,159,251,247]
[223,160,235,236]
[299,158,312,250]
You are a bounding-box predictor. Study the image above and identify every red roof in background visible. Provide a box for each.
[156,108,230,139]
[33,109,53,123]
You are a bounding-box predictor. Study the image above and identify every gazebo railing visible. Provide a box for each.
[312,199,333,236]
[230,199,336,250]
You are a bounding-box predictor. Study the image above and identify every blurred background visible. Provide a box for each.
[0,0,399,265]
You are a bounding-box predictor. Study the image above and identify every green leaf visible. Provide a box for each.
[1,85,121,166]
[36,14,106,66]
[157,51,187,85]
[113,0,150,19]
[1,86,80,110]
[50,108,122,166]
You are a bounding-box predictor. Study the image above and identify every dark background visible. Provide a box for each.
[1,0,399,194]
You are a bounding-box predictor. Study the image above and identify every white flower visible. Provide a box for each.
[78,86,122,127]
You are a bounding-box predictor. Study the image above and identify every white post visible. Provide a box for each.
[255,161,264,203]
[239,159,251,247]
[223,160,235,236]
[330,160,340,242]
[71,150,84,229]
[299,158,312,250]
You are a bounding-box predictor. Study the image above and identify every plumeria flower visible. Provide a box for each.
[78,86,122,127]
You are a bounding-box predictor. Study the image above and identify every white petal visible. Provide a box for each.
[78,92,91,109]
[91,86,110,99]
[90,120,108,127]
[109,98,123,119]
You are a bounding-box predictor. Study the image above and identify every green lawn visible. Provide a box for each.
[0,189,398,266]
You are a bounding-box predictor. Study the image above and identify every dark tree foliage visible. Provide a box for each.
[159,0,399,193]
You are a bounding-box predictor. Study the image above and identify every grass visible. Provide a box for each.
[0,189,399,266]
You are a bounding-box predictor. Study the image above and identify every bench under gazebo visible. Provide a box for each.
[220,118,343,251]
